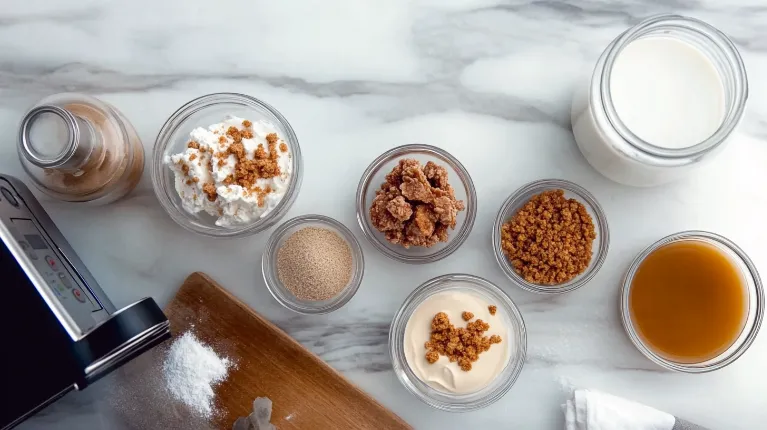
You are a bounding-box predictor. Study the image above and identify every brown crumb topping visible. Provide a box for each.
[501,189,596,285]
[462,311,474,321]
[425,312,502,372]
[369,159,465,248]
[178,119,289,207]
[202,183,218,202]
[488,305,497,316]
[207,122,288,205]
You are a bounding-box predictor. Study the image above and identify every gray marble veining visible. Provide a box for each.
[3,1,767,429]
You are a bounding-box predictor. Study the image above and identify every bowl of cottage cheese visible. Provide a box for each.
[152,93,302,237]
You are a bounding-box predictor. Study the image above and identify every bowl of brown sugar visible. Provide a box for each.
[492,179,609,294]
[262,214,365,314]
[356,144,477,264]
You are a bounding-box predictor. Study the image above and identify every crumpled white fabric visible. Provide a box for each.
[564,389,676,430]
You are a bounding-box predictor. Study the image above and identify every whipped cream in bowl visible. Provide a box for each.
[153,93,302,237]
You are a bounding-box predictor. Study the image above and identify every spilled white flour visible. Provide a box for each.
[163,331,232,418]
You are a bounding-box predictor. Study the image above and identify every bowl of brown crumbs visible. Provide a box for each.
[262,214,364,314]
[492,179,610,294]
[356,144,477,264]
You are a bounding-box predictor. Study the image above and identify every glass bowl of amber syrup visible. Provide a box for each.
[621,231,764,372]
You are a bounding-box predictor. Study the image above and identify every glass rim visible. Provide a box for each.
[355,143,477,264]
[388,273,527,411]
[262,214,365,315]
[599,14,748,159]
[492,179,610,294]
[620,230,764,373]
[151,92,303,238]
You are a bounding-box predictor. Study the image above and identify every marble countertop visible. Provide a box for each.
[4,1,767,429]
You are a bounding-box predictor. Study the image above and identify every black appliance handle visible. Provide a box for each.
[72,297,171,389]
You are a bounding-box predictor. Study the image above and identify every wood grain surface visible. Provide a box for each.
[164,272,412,430]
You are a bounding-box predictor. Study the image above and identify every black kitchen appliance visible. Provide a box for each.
[0,174,171,429]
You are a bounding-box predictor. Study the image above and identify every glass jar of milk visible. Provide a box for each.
[571,15,748,187]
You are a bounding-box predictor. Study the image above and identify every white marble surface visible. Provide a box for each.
[4,1,767,429]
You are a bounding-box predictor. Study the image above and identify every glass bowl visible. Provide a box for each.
[389,273,527,412]
[355,144,477,264]
[621,231,764,373]
[262,214,365,314]
[492,179,610,294]
[152,93,303,238]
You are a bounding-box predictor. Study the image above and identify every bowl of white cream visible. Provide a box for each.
[389,273,527,412]
[152,93,303,237]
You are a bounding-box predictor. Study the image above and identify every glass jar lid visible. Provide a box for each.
[19,105,92,170]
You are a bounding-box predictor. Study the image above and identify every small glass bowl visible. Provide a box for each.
[262,214,365,314]
[389,273,527,412]
[355,144,477,264]
[152,93,303,238]
[621,231,764,373]
[492,179,610,294]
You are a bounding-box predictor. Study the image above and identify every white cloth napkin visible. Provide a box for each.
[564,389,677,430]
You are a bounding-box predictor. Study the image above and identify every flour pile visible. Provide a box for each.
[162,331,232,418]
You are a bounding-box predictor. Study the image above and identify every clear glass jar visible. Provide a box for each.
[262,214,365,315]
[621,231,763,372]
[389,274,527,412]
[355,144,477,264]
[571,15,748,187]
[492,179,610,294]
[17,93,144,204]
[152,93,303,238]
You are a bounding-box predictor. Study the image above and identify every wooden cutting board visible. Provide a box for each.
[164,272,412,430]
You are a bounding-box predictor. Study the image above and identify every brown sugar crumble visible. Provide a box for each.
[211,123,285,205]
[462,311,474,321]
[488,305,497,316]
[172,119,291,216]
[424,312,502,372]
[501,189,596,285]
[202,183,218,202]
[369,159,465,248]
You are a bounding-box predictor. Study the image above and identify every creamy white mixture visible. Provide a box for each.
[404,289,510,394]
[571,35,728,186]
[164,116,292,227]
[609,37,725,149]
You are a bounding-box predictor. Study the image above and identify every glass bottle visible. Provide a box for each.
[571,15,748,187]
[17,93,144,204]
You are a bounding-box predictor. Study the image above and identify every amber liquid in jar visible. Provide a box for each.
[629,240,748,363]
